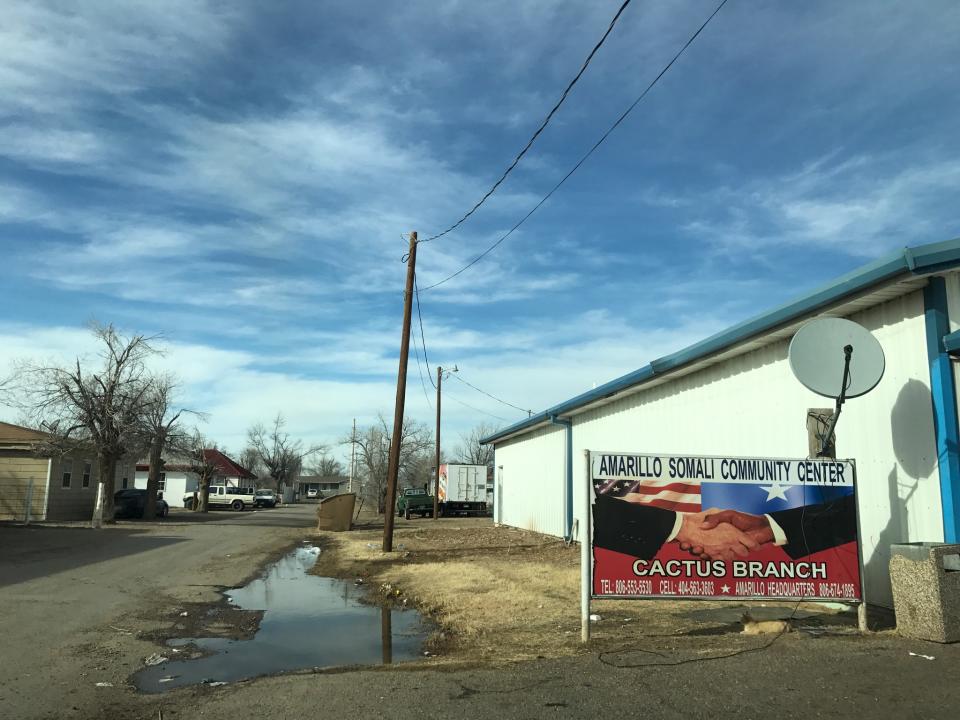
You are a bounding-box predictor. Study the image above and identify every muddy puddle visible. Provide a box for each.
[134,545,429,693]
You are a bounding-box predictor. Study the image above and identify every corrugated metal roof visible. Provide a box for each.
[482,237,960,445]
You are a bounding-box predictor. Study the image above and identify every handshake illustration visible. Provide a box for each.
[672,509,778,562]
[592,492,856,563]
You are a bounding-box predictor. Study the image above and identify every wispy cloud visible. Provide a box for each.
[679,153,960,257]
[1,0,958,455]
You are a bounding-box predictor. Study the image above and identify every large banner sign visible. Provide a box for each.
[590,452,861,602]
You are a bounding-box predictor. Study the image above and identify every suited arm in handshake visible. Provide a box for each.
[592,493,758,562]
[679,494,858,560]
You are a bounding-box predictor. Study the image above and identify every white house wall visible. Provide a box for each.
[498,287,948,608]
[133,470,197,508]
[494,424,566,537]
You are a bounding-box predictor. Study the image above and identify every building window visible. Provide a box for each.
[158,472,166,493]
[122,477,129,489]
[61,459,73,489]
[82,461,92,488]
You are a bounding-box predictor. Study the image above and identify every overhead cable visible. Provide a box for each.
[418,0,729,292]
[443,390,511,423]
[449,372,532,416]
[410,304,434,410]
[421,0,635,244]
[413,274,438,389]
[416,271,529,417]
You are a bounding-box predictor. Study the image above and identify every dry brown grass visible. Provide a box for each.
[307,512,789,665]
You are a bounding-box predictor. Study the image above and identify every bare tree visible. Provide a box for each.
[138,374,199,519]
[238,445,265,483]
[247,414,322,494]
[8,323,156,521]
[185,430,220,512]
[350,414,432,513]
[454,422,499,468]
[307,454,345,477]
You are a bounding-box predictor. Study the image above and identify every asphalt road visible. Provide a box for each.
[165,631,960,720]
[0,503,317,719]
[2,504,958,720]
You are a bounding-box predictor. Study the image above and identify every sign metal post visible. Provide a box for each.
[581,450,591,643]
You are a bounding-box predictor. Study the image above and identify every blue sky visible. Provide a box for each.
[1,0,959,459]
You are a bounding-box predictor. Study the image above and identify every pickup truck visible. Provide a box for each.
[396,487,435,519]
[183,485,257,511]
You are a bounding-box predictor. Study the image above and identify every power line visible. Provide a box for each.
[422,0,635,244]
[416,270,529,416]
[449,372,532,416]
[413,273,437,389]
[443,390,511,423]
[419,0,729,292]
[410,305,433,411]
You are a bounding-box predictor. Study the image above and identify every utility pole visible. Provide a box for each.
[349,418,356,494]
[383,231,417,552]
[433,366,442,519]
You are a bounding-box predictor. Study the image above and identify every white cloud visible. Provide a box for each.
[0,306,730,462]
[0,1,236,114]
[676,154,960,257]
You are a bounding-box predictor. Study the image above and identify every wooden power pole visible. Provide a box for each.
[433,365,442,519]
[349,417,356,494]
[383,231,417,552]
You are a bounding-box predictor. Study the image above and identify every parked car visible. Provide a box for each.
[254,489,279,508]
[396,487,434,519]
[306,487,319,499]
[113,489,169,519]
[183,486,257,511]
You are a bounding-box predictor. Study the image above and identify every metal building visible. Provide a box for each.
[482,238,960,607]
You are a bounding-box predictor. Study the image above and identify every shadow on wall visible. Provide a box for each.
[864,379,937,605]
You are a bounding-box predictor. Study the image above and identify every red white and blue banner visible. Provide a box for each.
[590,452,862,602]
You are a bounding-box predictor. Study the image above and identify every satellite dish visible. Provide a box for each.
[789,317,885,399]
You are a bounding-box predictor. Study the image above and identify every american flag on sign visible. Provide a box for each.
[592,478,702,513]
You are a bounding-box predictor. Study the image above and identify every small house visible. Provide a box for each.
[134,449,257,507]
[0,421,134,522]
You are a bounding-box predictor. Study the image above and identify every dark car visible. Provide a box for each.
[254,489,279,508]
[113,488,169,519]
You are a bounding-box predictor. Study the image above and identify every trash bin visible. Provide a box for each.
[316,493,356,532]
[889,542,960,643]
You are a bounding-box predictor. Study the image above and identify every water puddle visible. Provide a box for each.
[133,546,429,693]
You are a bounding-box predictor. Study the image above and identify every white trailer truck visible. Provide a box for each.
[438,463,489,517]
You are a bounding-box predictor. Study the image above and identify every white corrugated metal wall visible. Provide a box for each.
[496,284,952,608]
[494,424,566,536]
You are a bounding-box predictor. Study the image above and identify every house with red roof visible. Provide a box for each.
[134,449,258,508]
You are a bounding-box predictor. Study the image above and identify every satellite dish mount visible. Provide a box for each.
[789,318,885,457]
[819,344,853,457]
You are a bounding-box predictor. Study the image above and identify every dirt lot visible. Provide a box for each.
[310,512,866,665]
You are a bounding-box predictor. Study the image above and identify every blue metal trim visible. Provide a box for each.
[944,329,960,356]
[923,277,960,543]
[482,238,960,445]
[549,415,573,541]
